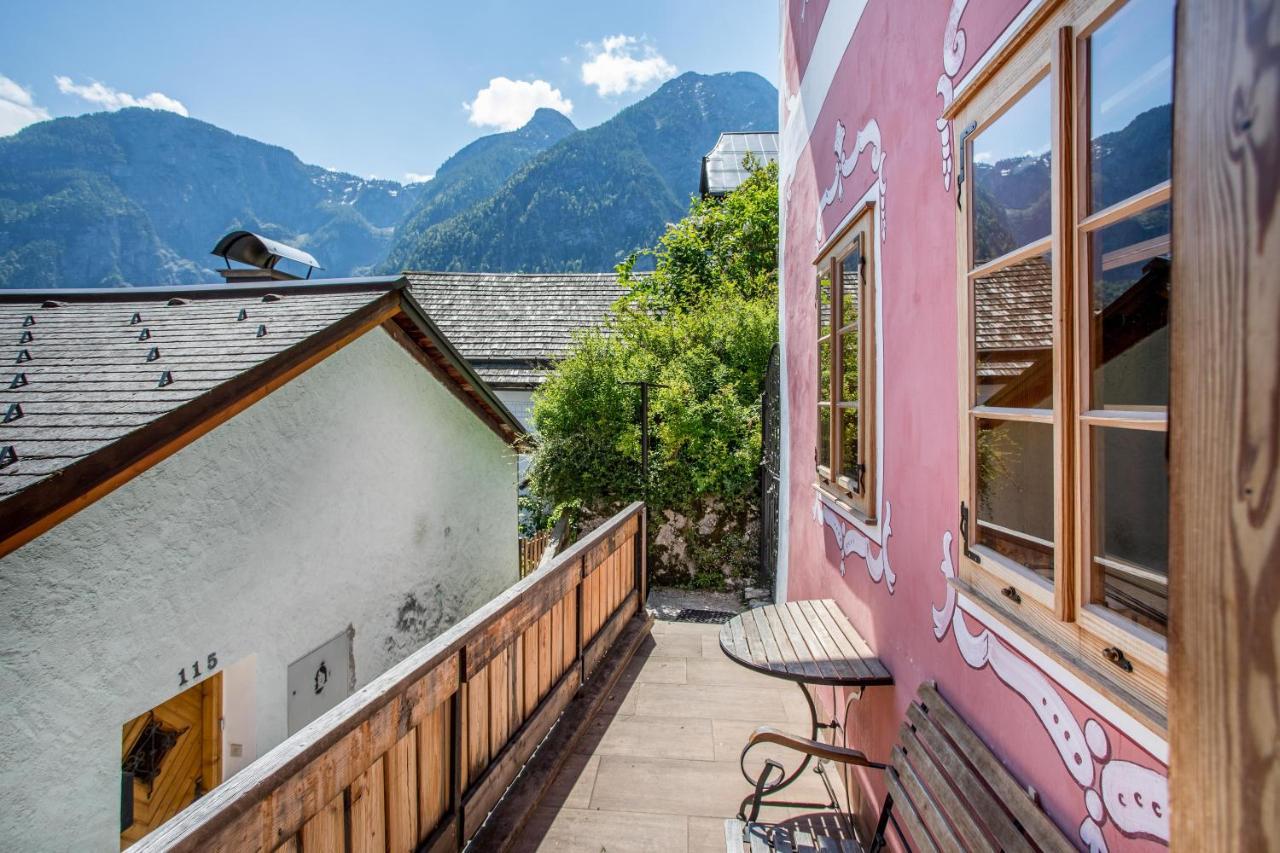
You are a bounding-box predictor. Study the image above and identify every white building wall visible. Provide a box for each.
[0,326,519,850]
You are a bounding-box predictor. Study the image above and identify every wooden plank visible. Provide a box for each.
[511,634,525,734]
[384,730,418,853]
[784,602,841,681]
[461,666,582,837]
[300,792,345,853]
[888,745,965,853]
[737,609,771,669]
[349,757,386,853]
[466,666,490,783]
[521,625,538,718]
[796,600,859,682]
[747,607,784,671]
[551,600,564,683]
[583,590,640,679]
[884,769,940,853]
[918,684,1072,852]
[561,591,577,674]
[488,647,510,759]
[809,601,875,681]
[900,709,1004,853]
[1169,2,1280,851]
[537,611,552,700]
[272,835,299,853]
[761,603,814,679]
[416,701,450,840]
[818,600,891,681]
[467,614,652,852]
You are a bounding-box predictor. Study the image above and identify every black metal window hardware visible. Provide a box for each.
[1001,586,1022,604]
[1102,646,1134,673]
[960,501,981,563]
[955,120,978,209]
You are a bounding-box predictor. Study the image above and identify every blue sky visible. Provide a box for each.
[0,0,778,182]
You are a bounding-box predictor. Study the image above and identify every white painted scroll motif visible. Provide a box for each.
[816,118,886,247]
[931,534,1170,850]
[937,0,969,191]
[812,494,896,592]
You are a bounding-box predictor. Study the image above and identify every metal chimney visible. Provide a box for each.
[210,231,322,283]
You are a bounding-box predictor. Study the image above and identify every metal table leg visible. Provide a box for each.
[737,682,839,819]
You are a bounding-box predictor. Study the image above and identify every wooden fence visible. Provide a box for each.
[132,502,647,853]
[518,530,550,578]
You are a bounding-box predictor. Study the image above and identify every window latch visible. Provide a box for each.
[854,462,866,494]
[960,501,981,563]
[1102,646,1134,673]
[955,121,978,210]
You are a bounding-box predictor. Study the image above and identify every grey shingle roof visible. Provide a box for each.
[406,271,627,388]
[700,132,779,197]
[0,277,524,553]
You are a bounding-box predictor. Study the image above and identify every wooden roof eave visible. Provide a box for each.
[388,291,529,450]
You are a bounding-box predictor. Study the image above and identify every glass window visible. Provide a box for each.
[1093,426,1169,632]
[975,418,1056,584]
[971,76,1053,265]
[974,252,1054,408]
[815,215,875,516]
[1089,203,1171,408]
[1087,0,1174,212]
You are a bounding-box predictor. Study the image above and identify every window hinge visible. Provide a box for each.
[960,501,980,563]
[955,121,978,210]
[854,462,866,494]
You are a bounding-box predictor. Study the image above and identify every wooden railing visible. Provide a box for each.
[133,502,647,853]
[518,530,550,578]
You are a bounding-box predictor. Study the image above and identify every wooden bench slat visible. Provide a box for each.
[890,744,966,853]
[884,768,941,853]
[918,684,1075,853]
[895,719,998,853]
[904,705,1025,853]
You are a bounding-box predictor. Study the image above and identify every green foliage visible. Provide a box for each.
[618,157,779,309]
[528,151,780,544]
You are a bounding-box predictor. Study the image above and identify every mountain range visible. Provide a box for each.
[0,71,777,288]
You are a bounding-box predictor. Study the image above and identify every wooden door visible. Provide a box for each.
[120,674,222,848]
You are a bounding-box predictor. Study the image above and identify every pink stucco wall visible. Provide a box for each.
[777,1,1169,850]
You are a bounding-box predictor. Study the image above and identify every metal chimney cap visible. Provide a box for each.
[210,231,323,272]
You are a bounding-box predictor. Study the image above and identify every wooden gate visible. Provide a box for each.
[120,674,222,848]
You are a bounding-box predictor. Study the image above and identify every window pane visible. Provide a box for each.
[818,339,831,403]
[971,76,1052,265]
[817,268,832,337]
[839,407,861,489]
[975,418,1054,584]
[1093,426,1168,634]
[974,253,1053,408]
[839,239,862,329]
[1088,0,1173,213]
[1089,202,1171,408]
[840,328,860,403]
[817,405,831,469]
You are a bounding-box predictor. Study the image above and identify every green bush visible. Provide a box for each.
[528,158,779,585]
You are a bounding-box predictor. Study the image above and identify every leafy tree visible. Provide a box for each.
[528,156,779,583]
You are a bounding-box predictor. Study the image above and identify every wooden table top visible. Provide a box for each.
[719,599,893,687]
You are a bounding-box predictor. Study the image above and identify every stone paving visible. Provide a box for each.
[512,619,847,853]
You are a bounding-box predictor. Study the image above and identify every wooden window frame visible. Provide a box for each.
[953,0,1171,727]
[815,207,877,521]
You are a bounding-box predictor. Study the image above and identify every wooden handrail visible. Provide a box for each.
[131,501,647,853]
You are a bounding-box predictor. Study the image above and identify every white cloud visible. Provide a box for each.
[54,75,188,116]
[403,172,435,184]
[581,34,676,97]
[0,75,50,136]
[464,77,573,131]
